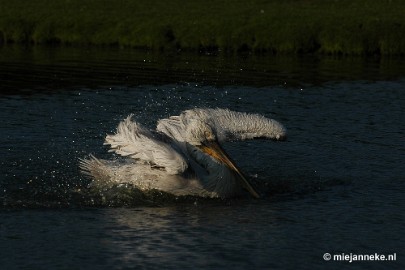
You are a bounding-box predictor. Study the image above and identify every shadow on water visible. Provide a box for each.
[1,45,405,95]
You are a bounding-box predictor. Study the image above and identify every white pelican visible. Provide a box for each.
[80,108,286,198]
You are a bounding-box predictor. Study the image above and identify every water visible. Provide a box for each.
[0,46,404,269]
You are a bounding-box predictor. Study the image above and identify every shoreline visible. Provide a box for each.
[1,0,405,55]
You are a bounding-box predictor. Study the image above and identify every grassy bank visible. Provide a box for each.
[1,0,405,55]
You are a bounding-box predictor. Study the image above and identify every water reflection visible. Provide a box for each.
[1,45,405,96]
[100,203,284,268]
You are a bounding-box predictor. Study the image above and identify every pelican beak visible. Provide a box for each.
[198,141,260,198]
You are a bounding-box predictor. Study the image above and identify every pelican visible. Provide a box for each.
[80,108,286,198]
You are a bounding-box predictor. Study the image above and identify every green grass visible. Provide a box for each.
[1,0,405,55]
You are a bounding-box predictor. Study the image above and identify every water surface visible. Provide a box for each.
[0,46,404,269]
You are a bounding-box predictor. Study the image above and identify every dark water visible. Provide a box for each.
[0,46,404,269]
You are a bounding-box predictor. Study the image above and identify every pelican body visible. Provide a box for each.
[80,108,286,198]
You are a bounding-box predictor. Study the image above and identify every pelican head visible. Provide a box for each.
[185,119,260,198]
[185,119,217,146]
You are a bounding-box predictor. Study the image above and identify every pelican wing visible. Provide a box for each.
[156,116,186,143]
[180,108,287,142]
[104,115,188,175]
